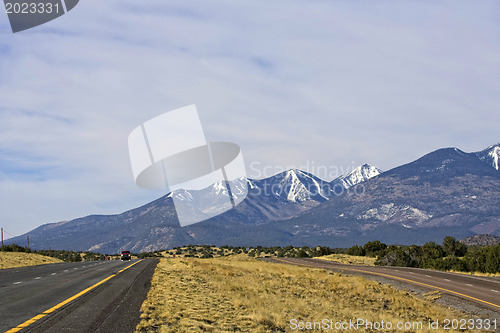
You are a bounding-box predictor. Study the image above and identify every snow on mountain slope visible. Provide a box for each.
[272,169,330,203]
[331,164,382,189]
[359,203,433,226]
[167,164,382,209]
[7,143,500,254]
[476,143,500,171]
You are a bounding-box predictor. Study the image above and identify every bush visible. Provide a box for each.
[363,241,387,257]
[442,236,467,257]
[312,246,332,257]
[296,249,310,258]
[375,246,413,267]
[0,244,30,253]
[347,245,365,256]
[373,237,499,274]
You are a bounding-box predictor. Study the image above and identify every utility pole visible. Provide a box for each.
[1,228,3,247]
[27,235,29,250]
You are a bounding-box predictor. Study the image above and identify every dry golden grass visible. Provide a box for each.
[315,254,377,266]
[0,252,63,269]
[317,255,500,277]
[449,269,500,278]
[136,255,483,333]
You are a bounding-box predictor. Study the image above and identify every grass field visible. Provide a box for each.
[0,252,63,269]
[135,255,482,333]
[315,253,377,266]
[448,269,500,278]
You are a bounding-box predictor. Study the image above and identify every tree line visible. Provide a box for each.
[347,237,500,273]
[0,244,106,262]
[3,237,499,273]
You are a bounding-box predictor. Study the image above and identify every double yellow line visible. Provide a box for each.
[5,260,142,333]
[273,258,500,310]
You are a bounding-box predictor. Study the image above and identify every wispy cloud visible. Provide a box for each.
[0,0,499,236]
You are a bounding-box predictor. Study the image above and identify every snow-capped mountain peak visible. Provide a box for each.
[279,169,310,202]
[210,180,229,196]
[331,164,382,189]
[167,165,382,207]
[274,169,330,203]
[354,163,382,179]
[476,143,500,171]
[167,188,194,201]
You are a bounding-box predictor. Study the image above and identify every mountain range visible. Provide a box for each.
[459,234,500,246]
[7,144,500,254]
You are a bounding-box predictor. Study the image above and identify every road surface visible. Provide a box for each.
[0,259,158,332]
[265,257,500,313]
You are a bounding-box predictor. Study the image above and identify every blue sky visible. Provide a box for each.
[1,0,499,237]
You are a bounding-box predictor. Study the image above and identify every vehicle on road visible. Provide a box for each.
[121,251,131,261]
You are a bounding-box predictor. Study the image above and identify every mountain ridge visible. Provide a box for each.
[7,164,380,253]
[476,143,500,171]
[266,146,500,246]
[459,234,500,246]
[6,143,500,254]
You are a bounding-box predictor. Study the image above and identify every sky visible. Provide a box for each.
[0,0,499,238]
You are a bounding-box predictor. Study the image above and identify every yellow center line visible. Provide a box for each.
[272,258,500,310]
[4,260,143,333]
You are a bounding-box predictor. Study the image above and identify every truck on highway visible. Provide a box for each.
[120,251,131,261]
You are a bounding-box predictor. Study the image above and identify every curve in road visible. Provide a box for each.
[266,258,500,313]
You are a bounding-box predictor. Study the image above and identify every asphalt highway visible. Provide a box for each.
[0,259,158,333]
[266,258,500,313]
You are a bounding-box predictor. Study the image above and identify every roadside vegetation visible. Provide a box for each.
[0,249,63,269]
[135,255,481,333]
[346,237,500,275]
[3,235,498,274]
[139,245,339,260]
[139,245,341,259]
[138,239,500,275]
[317,253,376,266]
[0,243,107,264]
